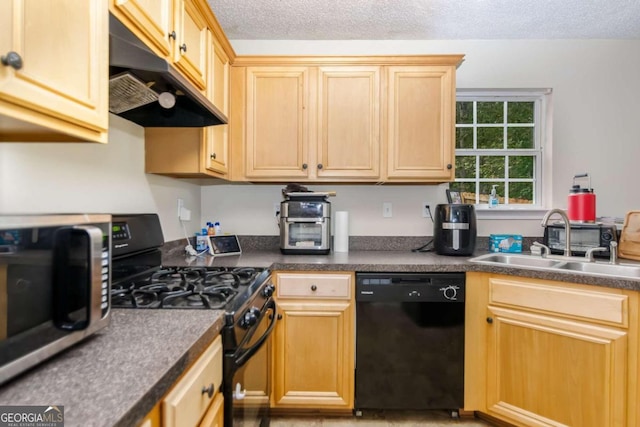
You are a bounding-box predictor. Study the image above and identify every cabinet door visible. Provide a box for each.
[385,65,455,181]
[272,300,354,409]
[198,392,223,427]
[234,315,271,406]
[205,32,230,175]
[0,0,108,142]
[316,66,381,180]
[109,0,173,57]
[173,0,208,91]
[244,67,310,179]
[163,335,223,427]
[486,306,628,427]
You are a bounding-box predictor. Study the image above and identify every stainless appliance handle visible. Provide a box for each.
[52,225,104,330]
[234,299,278,368]
[284,218,326,223]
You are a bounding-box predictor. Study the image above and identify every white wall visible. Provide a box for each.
[201,39,640,237]
[2,39,639,240]
[0,115,201,242]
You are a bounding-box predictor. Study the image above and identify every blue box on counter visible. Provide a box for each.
[489,234,523,253]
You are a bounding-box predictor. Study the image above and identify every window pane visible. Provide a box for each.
[507,102,534,123]
[477,102,503,124]
[456,101,473,124]
[507,127,534,149]
[509,182,534,204]
[509,156,534,178]
[477,127,503,149]
[479,156,505,178]
[455,156,476,179]
[480,182,504,204]
[456,127,473,149]
[452,183,477,204]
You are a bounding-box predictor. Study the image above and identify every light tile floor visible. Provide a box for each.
[267,410,496,426]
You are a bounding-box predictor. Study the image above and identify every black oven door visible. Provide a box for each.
[224,299,277,427]
[0,217,110,385]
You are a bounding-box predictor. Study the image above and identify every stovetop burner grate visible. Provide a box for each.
[111,266,264,310]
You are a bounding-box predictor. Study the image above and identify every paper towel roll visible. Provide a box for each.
[334,211,349,252]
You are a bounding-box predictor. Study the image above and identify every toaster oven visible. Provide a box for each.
[543,223,617,257]
[279,199,331,254]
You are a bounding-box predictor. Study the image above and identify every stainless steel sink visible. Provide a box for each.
[470,253,640,281]
[557,261,640,278]
[471,253,566,269]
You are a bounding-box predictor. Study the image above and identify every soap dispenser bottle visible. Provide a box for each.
[489,185,499,208]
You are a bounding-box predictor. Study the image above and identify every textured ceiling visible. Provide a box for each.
[208,0,640,40]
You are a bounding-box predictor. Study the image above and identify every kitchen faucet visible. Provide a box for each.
[541,209,572,257]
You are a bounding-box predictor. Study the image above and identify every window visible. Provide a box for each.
[453,90,550,210]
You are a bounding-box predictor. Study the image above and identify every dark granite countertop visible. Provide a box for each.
[163,247,640,291]
[2,245,639,427]
[0,309,224,427]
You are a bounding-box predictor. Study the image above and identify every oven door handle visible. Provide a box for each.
[234,299,278,368]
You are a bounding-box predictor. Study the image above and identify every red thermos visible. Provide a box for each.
[567,173,596,223]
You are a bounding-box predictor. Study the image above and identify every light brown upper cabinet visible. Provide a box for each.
[204,29,230,176]
[139,0,235,179]
[316,66,381,180]
[230,55,463,183]
[238,66,311,180]
[386,65,456,181]
[0,0,109,143]
[110,0,209,93]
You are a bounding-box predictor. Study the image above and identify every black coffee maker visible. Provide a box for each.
[434,204,477,256]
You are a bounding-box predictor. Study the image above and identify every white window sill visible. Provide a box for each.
[473,206,550,220]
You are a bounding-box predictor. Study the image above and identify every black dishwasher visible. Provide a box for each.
[355,272,465,414]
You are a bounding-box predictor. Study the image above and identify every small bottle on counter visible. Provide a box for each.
[207,222,216,235]
[214,222,222,235]
[489,185,499,208]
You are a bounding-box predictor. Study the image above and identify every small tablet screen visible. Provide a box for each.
[208,235,242,256]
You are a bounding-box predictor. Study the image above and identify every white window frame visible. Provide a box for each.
[455,89,553,219]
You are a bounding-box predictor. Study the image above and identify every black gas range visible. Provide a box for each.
[110,214,276,427]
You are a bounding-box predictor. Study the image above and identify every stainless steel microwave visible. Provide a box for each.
[0,214,111,385]
[543,223,617,257]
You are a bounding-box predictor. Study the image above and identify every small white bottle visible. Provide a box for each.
[489,185,499,208]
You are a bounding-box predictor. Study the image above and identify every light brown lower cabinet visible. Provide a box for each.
[162,334,224,427]
[465,272,640,427]
[239,272,355,412]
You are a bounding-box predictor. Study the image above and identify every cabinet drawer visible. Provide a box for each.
[163,335,223,427]
[277,273,351,299]
[489,277,628,327]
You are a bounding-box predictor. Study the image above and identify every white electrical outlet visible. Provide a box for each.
[422,202,431,218]
[383,202,393,218]
[177,198,184,218]
[179,207,191,221]
[273,202,281,217]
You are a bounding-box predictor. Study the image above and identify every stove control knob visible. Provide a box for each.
[440,285,460,300]
[240,307,261,329]
[262,284,275,298]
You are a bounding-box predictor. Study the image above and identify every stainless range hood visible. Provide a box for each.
[108,14,227,127]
